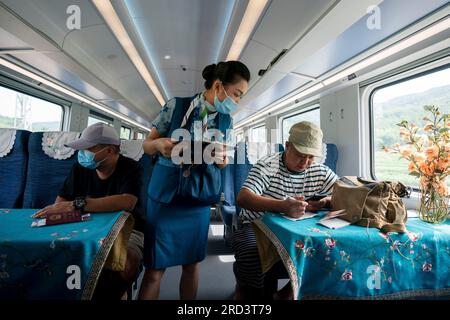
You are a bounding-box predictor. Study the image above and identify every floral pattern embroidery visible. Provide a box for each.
[255,206,450,301]
[341,270,353,281]
[0,209,129,300]
[42,132,80,160]
[407,232,419,242]
[305,248,315,257]
[295,240,305,249]
[283,215,442,297]
[422,262,432,272]
[325,238,336,249]
[378,232,390,242]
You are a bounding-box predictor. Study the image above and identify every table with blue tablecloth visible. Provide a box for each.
[0,209,133,300]
[252,212,450,300]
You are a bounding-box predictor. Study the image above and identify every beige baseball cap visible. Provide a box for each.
[288,121,323,157]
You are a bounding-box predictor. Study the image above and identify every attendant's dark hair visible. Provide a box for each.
[202,61,250,89]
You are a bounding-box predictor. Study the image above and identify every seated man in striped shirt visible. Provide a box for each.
[232,121,338,300]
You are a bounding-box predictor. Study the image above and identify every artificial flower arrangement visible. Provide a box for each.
[384,105,449,223]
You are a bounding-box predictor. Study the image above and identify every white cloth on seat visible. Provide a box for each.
[246,142,278,165]
[42,132,80,160]
[0,129,17,158]
[120,139,145,161]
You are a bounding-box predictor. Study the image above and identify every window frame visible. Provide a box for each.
[136,132,146,140]
[368,62,450,190]
[88,110,114,126]
[235,131,244,143]
[120,126,132,140]
[280,105,320,143]
[0,81,66,131]
[250,123,267,143]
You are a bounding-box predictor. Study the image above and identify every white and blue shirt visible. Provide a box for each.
[240,152,338,222]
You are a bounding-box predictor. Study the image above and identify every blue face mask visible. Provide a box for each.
[214,84,238,114]
[78,148,108,170]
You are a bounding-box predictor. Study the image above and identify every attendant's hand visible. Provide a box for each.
[306,197,330,212]
[156,138,177,158]
[282,196,308,219]
[32,201,75,218]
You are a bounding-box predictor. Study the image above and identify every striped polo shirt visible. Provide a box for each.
[240,152,338,222]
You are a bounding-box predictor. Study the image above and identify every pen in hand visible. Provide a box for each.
[282,196,308,219]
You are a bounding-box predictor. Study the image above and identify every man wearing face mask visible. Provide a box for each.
[33,122,145,300]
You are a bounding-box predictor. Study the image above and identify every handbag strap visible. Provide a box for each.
[168,95,197,137]
[180,95,202,129]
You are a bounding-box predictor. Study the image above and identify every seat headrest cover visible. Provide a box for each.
[120,139,145,161]
[0,129,17,158]
[42,132,81,160]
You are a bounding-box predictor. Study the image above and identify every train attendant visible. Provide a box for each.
[139,61,250,299]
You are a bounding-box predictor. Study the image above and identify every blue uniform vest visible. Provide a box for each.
[147,94,232,204]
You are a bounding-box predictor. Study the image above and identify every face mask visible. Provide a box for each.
[214,84,238,114]
[78,148,108,170]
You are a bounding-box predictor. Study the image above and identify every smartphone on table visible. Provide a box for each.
[306,195,327,202]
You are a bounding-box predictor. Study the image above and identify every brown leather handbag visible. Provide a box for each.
[331,176,409,233]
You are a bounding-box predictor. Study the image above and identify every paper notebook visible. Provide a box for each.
[317,218,351,229]
[281,212,318,221]
[316,209,351,229]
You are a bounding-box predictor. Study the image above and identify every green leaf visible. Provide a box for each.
[408,172,421,178]
[396,121,408,127]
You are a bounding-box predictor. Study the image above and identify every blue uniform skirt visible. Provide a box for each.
[143,196,210,269]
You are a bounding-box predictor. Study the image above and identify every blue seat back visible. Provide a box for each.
[324,143,338,173]
[23,132,77,208]
[233,142,253,208]
[221,152,236,206]
[0,129,31,208]
[234,142,284,214]
[137,153,153,211]
[120,139,154,212]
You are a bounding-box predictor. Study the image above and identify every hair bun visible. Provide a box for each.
[202,64,217,81]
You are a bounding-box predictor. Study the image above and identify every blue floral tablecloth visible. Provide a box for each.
[253,212,450,300]
[0,209,130,300]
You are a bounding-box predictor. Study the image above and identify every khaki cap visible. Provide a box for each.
[288,121,323,157]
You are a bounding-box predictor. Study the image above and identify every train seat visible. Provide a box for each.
[22,132,79,208]
[0,129,31,208]
[119,139,154,213]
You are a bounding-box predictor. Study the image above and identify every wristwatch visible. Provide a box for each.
[73,197,87,214]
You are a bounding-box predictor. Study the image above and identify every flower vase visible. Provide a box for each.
[418,187,449,224]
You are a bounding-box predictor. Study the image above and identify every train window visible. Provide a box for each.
[281,106,320,142]
[236,132,244,143]
[250,125,266,143]
[371,65,450,189]
[120,126,131,140]
[137,132,145,140]
[87,111,113,127]
[0,85,63,131]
